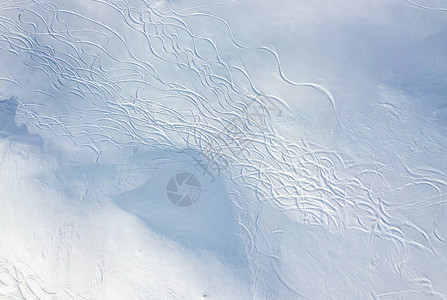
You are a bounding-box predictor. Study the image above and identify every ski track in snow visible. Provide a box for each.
[0,256,78,299]
[0,0,446,299]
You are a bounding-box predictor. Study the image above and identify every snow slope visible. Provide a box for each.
[0,0,446,299]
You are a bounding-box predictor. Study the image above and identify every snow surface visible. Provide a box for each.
[0,0,446,299]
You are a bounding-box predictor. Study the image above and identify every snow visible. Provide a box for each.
[0,0,446,299]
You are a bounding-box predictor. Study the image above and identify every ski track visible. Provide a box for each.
[0,0,446,298]
[407,0,447,11]
[0,256,79,299]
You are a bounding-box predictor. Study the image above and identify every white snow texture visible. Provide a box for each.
[0,0,446,299]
